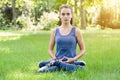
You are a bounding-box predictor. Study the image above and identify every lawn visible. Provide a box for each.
[0,30,120,80]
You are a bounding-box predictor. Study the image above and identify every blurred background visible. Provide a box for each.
[0,0,120,30]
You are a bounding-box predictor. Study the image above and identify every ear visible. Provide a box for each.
[59,13,61,19]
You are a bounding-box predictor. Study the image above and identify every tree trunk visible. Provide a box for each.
[74,0,78,26]
[12,0,16,28]
[80,0,87,29]
[74,0,77,14]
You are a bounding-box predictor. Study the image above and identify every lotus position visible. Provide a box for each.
[38,5,86,73]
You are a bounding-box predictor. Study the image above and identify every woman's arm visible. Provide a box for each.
[48,28,56,59]
[65,28,86,63]
[73,27,86,60]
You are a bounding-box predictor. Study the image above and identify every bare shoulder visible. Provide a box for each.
[51,27,57,36]
[51,28,56,33]
[75,27,82,37]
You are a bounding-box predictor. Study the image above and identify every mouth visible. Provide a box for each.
[64,19,68,21]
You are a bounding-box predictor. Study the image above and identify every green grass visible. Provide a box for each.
[0,30,120,80]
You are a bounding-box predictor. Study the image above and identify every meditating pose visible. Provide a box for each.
[38,5,86,73]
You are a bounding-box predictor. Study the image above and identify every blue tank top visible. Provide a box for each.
[55,27,77,59]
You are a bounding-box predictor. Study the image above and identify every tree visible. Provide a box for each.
[0,0,26,29]
[80,0,87,29]
[67,0,87,29]
[54,0,67,10]
[84,0,103,28]
[12,0,16,28]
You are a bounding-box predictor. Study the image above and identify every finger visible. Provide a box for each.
[64,56,69,59]
[59,57,64,62]
[60,57,64,60]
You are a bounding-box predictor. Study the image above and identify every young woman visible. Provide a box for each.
[38,5,86,73]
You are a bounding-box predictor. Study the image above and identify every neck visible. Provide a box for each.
[61,23,72,28]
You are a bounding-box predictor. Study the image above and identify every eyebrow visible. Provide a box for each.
[61,13,70,14]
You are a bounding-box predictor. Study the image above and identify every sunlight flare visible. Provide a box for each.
[0,32,23,41]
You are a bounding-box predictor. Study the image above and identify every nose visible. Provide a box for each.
[64,14,67,17]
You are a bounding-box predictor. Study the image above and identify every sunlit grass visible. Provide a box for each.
[0,30,120,80]
[0,47,11,54]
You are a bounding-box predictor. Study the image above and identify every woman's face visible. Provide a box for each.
[59,8,72,24]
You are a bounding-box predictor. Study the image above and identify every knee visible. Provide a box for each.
[38,62,45,68]
[38,60,50,68]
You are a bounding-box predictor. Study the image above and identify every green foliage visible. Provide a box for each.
[54,0,67,10]
[39,12,59,30]
[0,13,12,30]
[1,0,120,30]
[16,15,27,29]
[0,0,26,30]
[30,0,57,22]
[0,14,3,29]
